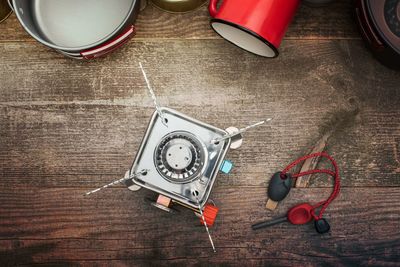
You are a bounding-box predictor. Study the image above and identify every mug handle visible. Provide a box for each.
[209,0,221,17]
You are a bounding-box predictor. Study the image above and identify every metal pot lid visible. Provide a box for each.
[150,0,206,13]
[367,0,400,53]
[13,0,138,51]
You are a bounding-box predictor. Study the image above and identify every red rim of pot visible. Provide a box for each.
[366,0,400,54]
[355,0,400,69]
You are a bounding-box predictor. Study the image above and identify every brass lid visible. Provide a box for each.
[150,0,206,13]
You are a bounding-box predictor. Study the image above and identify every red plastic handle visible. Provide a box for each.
[81,25,136,60]
[200,204,219,227]
[209,0,221,17]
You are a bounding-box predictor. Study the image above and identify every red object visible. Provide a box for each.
[80,25,136,59]
[287,203,314,225]
[252,152,340,232]
[355,0,384,50]
[200,204,219,227]
[209,0,300,57]
[281,152,341,220]
[354,0,400,69]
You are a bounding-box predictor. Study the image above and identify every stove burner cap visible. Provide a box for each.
[154,131,206,183]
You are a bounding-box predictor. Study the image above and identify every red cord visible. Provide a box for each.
[281,152,340,220]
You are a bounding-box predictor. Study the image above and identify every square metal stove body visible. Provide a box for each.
[129,108,231,209]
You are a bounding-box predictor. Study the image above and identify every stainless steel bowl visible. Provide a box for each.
[11,0,140,58]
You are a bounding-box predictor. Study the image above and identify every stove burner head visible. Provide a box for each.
[155,131,206,183]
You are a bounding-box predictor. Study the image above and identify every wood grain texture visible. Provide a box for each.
[0,187,399,266]
[0,39,399,188]
[1,103,399,188]
[0,0,359,43]
[1,1,400,265]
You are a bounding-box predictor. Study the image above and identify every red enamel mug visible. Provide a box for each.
[209,0,300,57]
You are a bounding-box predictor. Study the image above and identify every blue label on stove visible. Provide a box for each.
[220,160,233,174]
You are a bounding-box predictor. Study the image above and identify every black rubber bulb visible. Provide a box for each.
[314,218,331,234]
[267,172,293,202]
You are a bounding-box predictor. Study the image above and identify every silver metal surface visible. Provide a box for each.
[211,120,270,144]
[139,62,168,127]
[130,107,231,209]
[225,127,243,150]
[85,169,148,196]
[150,202,175,213]
[165,141,193,170]
[125,170,142,191]
[155,131,206,183]
[194,194,216,253]
[12,0,139,51]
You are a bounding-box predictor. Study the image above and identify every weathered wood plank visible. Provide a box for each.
[0,187,399,266]
[0,1,398,266]
[0,0,359,43]
[0,39,399,187]
[1,104,399,188]
[1,39,397,105]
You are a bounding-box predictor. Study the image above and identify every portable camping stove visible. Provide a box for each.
[86,63,269,252]
[124,107,233,211]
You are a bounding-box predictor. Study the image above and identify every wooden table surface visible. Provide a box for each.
[1,1,399,266]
